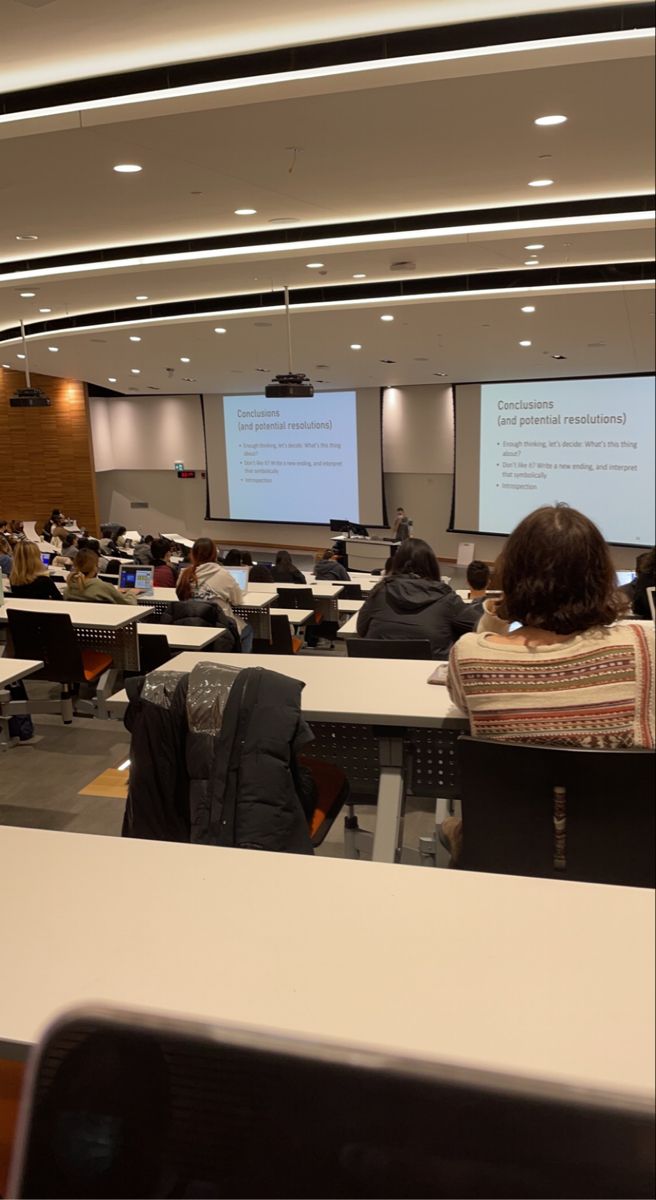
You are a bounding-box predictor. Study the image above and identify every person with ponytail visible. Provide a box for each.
[176,537,253,651]
[63,549,137,604]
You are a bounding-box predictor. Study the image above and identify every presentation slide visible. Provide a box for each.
[223,393,357,523]
[453,375,655,546]
[202,389,385,525]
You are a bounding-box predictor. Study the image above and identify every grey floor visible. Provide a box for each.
[1,666,442,862]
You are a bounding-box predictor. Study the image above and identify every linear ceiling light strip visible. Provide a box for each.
[2,277,653,347]
[0,25,652,126]
[1,208,653,285]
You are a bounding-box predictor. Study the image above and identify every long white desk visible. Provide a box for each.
[137,623,231,650]
[338,612,359,639]
[0,827,652,1111]
[338,597,364,614]
[249,581,344,599]
[0,657,43,689]
[109,651,465,863]
[0,598,150,627]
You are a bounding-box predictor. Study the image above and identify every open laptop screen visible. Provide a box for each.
[226,566,248,592]
[119,565,154,590]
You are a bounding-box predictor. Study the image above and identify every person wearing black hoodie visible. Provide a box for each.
[314,548,350,582]
[356,537,476,658]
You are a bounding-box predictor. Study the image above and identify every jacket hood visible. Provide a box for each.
[195,561,226,582]
[383,574,452,613]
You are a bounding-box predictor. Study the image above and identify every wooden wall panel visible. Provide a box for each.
[0,368,99,535]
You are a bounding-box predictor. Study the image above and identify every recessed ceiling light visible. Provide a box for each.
[524,243,544,250]
[47,345,59,352]
[519,340,532,347]
[528,179,554,187]
[17,353,26,359]
[129,335,141,342]
[521,305,536,313]
[524,259,540,266]
[15,233,38,241]
[108,376,117,383]
[38,307,51,313]
[380,314,394,322]
[19,291,36,298]
[306,262,324,269]
[353,273,367,279]
[135,294,149,300]
[350,343,362,350]
[2,363,11,368]
[534,114,568,126]
[180,356,190,363]
[552,353,567,359]
[130,368,141,374]
[433,372,448,377]
[234,207,257,215]
[113,163,142,173]
[214,326,227,334]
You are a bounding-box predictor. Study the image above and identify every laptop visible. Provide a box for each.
[40,552,54,566]
[616,570,635,588]
[226,566,248,592]
[118,564,154,593]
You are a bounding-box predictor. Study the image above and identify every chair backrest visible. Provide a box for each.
[273,587,314,610]
[6,609,86,683]
[138,634,172,674]
[458,736,655,887]
[340,583,363,600]
[346,638,432,660]
[268,613,295,654]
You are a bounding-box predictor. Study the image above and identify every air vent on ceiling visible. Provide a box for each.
[390,261,416,271]
[12,0,57,7]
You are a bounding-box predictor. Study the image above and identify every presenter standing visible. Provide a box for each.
[391,507,411,540]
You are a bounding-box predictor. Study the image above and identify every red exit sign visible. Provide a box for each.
[177,469,196,479]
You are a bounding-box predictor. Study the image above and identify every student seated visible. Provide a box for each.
[177,538,253,651]
[43,508,67,539]
[0,535,13,577]
[150,538,177,587]
[314,548,350,582]
[248,563,275,583]
[63,549,137,604]
[631,547,655,620]
[8,520,26,545]
[241,551,253,566]
[9,542,61,599]
[133,534,154,565]
[272,550,306,585]
[223,548,243,566]
[464,559,491,620]
[356,537,476,658]
[53,532,79,566]
[442,505,655,858]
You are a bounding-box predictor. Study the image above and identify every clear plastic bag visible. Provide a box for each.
[186,662,241,734]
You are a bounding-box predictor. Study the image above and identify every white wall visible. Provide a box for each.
[90,389,637,566]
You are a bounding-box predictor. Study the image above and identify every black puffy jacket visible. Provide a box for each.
[123,664,314,854]
[356,574,477,658]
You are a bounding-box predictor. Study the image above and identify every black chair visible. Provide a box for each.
[340,583,363,600]
[457,736,655,888]
[138,633,172,673]
[269,613,302,655]
[346,638,432,660]
[273,587,314,610]
[6,609,114,723]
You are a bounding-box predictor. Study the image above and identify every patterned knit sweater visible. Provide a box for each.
[447,610,654,749]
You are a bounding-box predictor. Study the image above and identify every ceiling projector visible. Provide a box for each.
[10,386,51,408]
[265,372,314,399]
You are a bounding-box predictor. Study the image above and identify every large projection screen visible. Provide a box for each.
[202,389,385,525]
[451,374,656,547]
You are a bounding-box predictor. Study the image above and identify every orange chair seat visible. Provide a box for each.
[81,650,114,681]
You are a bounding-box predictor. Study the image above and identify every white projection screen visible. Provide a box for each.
[452,374,656,547]
[202,389,385,525]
